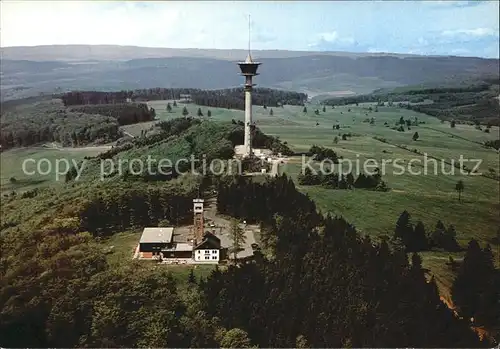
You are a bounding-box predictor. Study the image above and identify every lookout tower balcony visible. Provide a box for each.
[238,54,261,76]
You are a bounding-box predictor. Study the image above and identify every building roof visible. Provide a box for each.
[161,242,193,252]
[173,243,194,252]
[245,53,254,63]
[204,231,221,243]
[139,227,174,244]
[194,232,221,250]
[238,51,261,66]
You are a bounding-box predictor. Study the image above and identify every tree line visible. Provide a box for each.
[298,167,389,191]
[80,186,196,236]
[393,210,461,252]
[189,87,307,110]
[206,174,493,347]
[309,145,340,162]
[229,119,294,155]
[63,118,293,184]
[484,139,500,150]
[71,119,239,182]
[452,239,500,327]
[60,87,308,110]
[0,99,121,150]
[322,82,500,125]
[1,172,497,347]
[216,174,321,229]
[69,103,156,126]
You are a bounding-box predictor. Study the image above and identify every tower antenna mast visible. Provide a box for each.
[248,14,251,55]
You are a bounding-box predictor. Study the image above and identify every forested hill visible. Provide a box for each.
[0,87,304,150]
[322,80,500,125]
[2,50,498,100]
[1,171,496,347]
[61,88,308,110]
[71,118,293,183]
[1,116,498,346]
[0,98,156,150]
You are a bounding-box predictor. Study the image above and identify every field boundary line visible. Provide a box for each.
[419,125,492,148]
[372,136,499,182]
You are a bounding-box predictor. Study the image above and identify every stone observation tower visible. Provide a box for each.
[237,15,261,158]
[193,198,204,244]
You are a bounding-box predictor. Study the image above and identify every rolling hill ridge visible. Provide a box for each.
[1,45,498,101]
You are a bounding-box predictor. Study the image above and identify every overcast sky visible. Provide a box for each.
[1,1,499,58]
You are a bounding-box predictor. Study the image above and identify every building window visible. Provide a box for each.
[212,256,217,260]
[197,250,200,254]
[204,250,210,254]
[212,250,217,254]
[205,256,209,260]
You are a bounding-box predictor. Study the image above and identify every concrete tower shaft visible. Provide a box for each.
[237,57,261,157]
[236,15,261,157]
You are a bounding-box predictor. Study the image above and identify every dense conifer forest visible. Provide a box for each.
[188,88,307,110]
[68,103,156,126]
[0,87,306,151]
[2,168,496,347]
[1,117,498,347]
[0,99,122,149]
[60,87,308,110]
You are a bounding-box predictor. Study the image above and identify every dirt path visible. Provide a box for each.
[439,295,491,342]
[43,142,112,152]
[335,147,372,156]
[122,131,135,138]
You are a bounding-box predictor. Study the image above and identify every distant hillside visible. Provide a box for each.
[1,45,498,101]
[0,87,303,150]
[59,88,308,110]
[323,80,500,125]
[0,44,425,61]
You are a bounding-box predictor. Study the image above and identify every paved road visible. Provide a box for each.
[204,197,257,259]
[269,157,289,177]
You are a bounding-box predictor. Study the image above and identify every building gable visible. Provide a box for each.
[194,234,221,250]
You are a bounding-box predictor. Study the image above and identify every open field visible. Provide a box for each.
[147,99,500,284]
[0,146,107,194]
[3,100,498,247]
[1,99,498,291]
[119,120,157,137]
[99,230,216,282]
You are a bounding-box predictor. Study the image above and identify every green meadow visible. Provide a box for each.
[0,146,105,194]
[1,99,498,290]
[147,99,500,291]
[3,99,498,249]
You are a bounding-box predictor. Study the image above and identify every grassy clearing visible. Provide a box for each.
[145,100,500,282]
[145,101,498,247]
[101,230,215,281]
[4,101,497,247]
[2,100,497,283]
[0,146,104,194]
[119,121,157,137]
